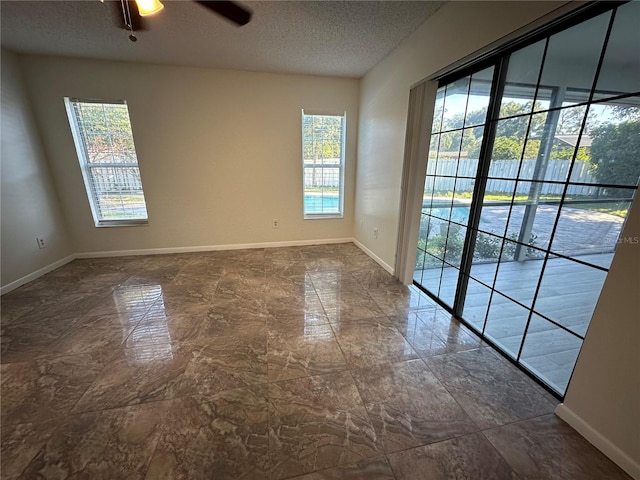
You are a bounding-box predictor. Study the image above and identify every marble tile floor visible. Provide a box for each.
[0,243,631,479]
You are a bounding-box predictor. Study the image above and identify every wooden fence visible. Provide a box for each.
[429,159,598,196]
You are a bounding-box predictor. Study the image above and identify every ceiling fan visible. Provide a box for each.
[109,0,252,42]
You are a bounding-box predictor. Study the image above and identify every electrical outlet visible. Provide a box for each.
[272,218,279,229]
[36,236,46,249]
[373,227,378,239]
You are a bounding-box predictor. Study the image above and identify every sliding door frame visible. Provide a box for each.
[397,0,633,399]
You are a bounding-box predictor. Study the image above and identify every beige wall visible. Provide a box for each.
[19,55,359,254]
[354,1,568,268]
[1,49,73,288]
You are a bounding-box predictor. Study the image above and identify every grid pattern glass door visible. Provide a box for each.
[414,1,640,397]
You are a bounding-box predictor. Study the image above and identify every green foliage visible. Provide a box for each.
[490,137,540,160]
[522,139,541,159]
[549,145,590,161]
[425,226,465,263]
[474,233,502,258]
[504,233,540,259]
[302,115,343,161]
[76,102,136,163]
[498,101,546,136]
[472,232,539,261]
[556,106,587,135]
[588,121,640,196]
[491,137,522,160]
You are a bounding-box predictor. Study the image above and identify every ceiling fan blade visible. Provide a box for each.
[195,1,252,26]
[108,0,148,31]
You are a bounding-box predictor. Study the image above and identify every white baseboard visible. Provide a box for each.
[0,255,76,295]
[555,404,640,479]
[74,237,354,259]
[353,239,395,274]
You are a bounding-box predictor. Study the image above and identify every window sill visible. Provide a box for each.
[304,214,343,220]
[95,220,149,228]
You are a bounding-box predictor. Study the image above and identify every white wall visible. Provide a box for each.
[1,49,73,289]
[18,55,359,254]
[355,1,568,267]
[557,197,640,478]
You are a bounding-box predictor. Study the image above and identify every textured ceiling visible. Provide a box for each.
[0,0,445,78]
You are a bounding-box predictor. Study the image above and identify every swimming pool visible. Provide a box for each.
[305,194,340,214]
[425,205,471,224]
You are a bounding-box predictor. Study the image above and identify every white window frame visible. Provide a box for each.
[301,110,346,219]
[64,97,149,227]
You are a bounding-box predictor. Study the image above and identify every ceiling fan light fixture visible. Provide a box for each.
[134,0,164,16]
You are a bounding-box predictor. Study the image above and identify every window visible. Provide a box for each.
[302,111,345,218]
[64,98,149,226]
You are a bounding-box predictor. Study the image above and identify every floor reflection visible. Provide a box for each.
[113,285,174,363]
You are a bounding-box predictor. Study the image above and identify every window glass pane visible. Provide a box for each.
[559,88,592,107]
[443,224,467,269]
[65,99,148,224]
[302,113,344,216]
[535,12,611,112]
[534,256,607,337]
[451,180,474,225]
[595,1,640,99]
[432,179,455,209]
[493,250,544,308]
[532,86,554,112]
[469,232,503,285]
[442,76,470,131]
[89,166,147,220]
[462,276,492,332]
[465,67,494,127]
[432,193,456,220]
[484,292,531,359]
[500,40,546,117]
[520,314,582,395]
[438,263,458,307]
[437,130,462,170]
[459,127,482,165]
[479,183,517,237]
[505,184,560,251]
[495,111,548,183]
[456,153,479,179]
[578,100,640,187]
[489,116,531,172]
[429,193,453,222]
[551,193,631,259]
[423,219,450,261]
[478,204,511,238]
[547,106,589,178]
[501,237,546,263]
[487,159,521,180]
[420,259,444,296]
[78,104,137,164]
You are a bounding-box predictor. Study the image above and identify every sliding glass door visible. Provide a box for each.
[414,1,640,397]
